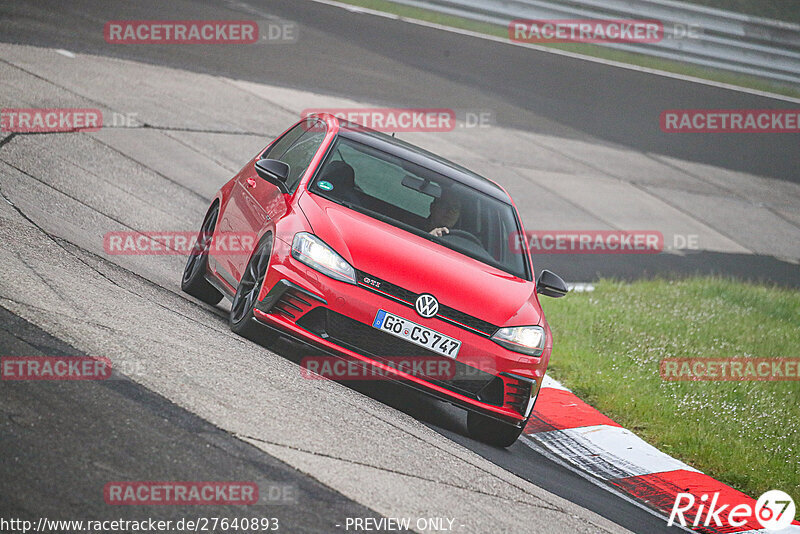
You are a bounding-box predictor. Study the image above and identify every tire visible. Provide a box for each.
[181,205,224,305]
[467,411,525,447]
[229,234,279,346]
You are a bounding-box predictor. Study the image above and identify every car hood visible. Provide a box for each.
[297,191,541,328]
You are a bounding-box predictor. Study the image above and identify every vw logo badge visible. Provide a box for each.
[415,294,439,318]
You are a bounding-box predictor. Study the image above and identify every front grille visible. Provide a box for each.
[356,272,417,304]
[354,270,498,337]
[327,309,430,359]
[437,303,498,336]
[296,308,503,405]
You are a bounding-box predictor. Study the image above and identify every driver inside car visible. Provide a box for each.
[427,189,462,237]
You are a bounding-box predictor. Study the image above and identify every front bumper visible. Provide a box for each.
[253,239,544,426]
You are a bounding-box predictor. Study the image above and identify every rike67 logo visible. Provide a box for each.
[668,489,796,531]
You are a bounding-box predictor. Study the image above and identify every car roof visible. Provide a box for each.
[334,119,511,204]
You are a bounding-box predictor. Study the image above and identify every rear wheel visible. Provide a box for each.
[181,205,223,305]
[467,411,525,447]
[229,234,279,346]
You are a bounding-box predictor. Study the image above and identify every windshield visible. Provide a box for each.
[308,137,530,280]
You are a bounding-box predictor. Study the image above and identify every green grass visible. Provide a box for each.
[542,277,800,516]
[337,0,800,99]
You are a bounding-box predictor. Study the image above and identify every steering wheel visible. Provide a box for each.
[439,228,483,247]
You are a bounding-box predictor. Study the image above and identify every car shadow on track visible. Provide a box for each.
[196,294,496,445]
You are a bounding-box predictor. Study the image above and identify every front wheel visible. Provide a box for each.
[229,234,279,346]
[467,411,525,447]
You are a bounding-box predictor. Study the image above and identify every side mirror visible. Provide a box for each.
[536,269,568,298]
[255,159,290,192]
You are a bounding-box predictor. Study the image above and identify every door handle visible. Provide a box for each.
[246,177,257,188]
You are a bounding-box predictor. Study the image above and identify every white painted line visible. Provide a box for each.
[531,424,700,480]
[520,435,695,533]
[307,0,800,104]
[541,374,570,391]
[55,49,75,58]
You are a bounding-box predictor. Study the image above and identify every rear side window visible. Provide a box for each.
[262,119,328,192]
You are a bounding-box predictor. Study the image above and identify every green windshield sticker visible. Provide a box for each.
[319,180,333,191]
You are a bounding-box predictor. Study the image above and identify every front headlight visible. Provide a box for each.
[291,232,356,284]
[491,325,545,356]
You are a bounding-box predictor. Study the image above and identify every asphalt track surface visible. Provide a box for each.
[0,0,797,533]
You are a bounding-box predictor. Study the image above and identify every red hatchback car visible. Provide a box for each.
[182,113,567,446]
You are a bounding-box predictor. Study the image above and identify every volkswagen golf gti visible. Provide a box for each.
[181,113,567,446]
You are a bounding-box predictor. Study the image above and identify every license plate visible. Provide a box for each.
[372,310,461,359]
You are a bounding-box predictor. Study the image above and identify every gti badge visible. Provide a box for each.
[415,294,439,318]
